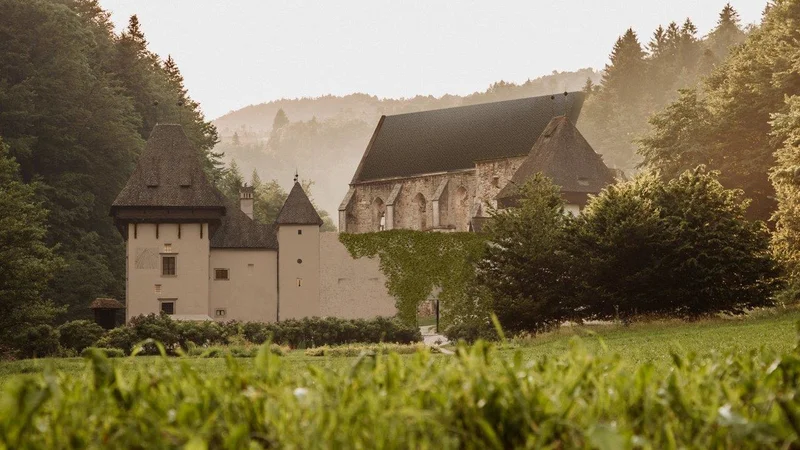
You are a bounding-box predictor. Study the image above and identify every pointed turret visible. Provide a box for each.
[275,182,323,226]
[496,116,615,208]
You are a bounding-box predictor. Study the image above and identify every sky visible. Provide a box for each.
[98,1,766,120]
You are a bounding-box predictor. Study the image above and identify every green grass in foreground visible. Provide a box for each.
[1,308,798,385]
[1,310,800,448]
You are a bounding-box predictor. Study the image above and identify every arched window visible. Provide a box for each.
[455,186,469,231]
[413,193,427,230]
[372,197,386,231]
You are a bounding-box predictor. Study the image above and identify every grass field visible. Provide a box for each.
[2,307,797,385]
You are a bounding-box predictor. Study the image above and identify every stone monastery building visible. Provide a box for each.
[339,92,616,233]
[113,93,614,323]
[111,124,396,322]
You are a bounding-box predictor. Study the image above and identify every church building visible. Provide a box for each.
[339,92,616,233]
[111,124,396,322]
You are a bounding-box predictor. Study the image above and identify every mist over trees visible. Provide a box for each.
[214,69,603,218]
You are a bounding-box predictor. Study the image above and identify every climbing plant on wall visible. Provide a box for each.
[339,231,488,326]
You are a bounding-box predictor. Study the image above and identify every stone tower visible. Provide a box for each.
[275,180,323,320]
[110,124,226,320]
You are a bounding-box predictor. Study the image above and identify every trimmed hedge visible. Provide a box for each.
[90,314,421,355]
[2,339,799,447]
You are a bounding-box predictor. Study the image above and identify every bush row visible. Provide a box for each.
[48,314,422,357]
[2,339,799,448]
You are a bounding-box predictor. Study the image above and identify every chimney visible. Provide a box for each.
[240,184,254,219]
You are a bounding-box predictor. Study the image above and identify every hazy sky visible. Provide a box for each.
[98,1,765,120]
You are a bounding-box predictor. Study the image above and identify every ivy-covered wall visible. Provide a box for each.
[339,231,487,325]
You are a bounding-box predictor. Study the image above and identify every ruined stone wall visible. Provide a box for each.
[344,170,477,233]
[473,156,527,216]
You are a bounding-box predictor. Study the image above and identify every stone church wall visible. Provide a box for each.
[473,156,527,215]
[345,170,477,233]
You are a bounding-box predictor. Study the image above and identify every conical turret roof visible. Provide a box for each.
[275,182,323,226]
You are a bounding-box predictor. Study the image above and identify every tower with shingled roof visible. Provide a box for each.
[274,177,324,320]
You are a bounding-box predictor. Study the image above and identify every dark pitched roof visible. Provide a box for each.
[211,198,278,249]
[112,124,226,209]
[90,298,125,309]
[497,116,615,200]
[351,93,585,183]
[275,182,323,226]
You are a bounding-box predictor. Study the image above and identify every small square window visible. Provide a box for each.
[154,284,162,294]
[214,268,229,280]
[162,256,176,276]
[215,309,226,318]
[163,243,172,253]
[160,301,175,315]
[297,229,303,235]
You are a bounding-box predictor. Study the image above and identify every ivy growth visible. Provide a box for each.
[339,231,487,326]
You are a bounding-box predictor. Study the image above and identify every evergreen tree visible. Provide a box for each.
[770,95,800,295]
[600,28,646,106]
[476,174,574,333]
[0,138,63,351]
[707,3,747,60]
[273,108,290,130]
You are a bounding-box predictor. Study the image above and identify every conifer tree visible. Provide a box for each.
[273,108,290,130]
[707,3,746,60]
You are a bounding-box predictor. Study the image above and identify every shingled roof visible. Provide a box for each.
[496,116,615,200]
[112,124,226,209]
[211,198,278,249]
[350,93,585,183]
[275,182,323,226]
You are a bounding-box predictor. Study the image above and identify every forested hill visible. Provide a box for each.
[212,69,602,219]
[214,69,600,133]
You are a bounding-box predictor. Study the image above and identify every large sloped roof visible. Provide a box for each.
[497,116,615,199]
[112,124,226,209]
[211,198,278,249]
[275,182,323,226]
[351,93,585,183]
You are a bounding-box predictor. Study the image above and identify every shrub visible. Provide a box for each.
[568,168,783,320]
[11,324,60,358]
[93,326,137,355]
[443,321,499,343]
[57,320,104,353]
[127,313,181,354]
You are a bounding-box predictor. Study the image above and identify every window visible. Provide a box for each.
[154,284,162,294]
[297,278,302,287]
[297,259,303,264]
[214,268,229,280]
[162,256,176,276]
[215,309,226,318]
[492,176,500,187]
[297,229,303,235]
[160,300,175,315]
[163,243,172,253]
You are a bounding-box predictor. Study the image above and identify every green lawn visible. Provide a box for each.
[2,307,798,385]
